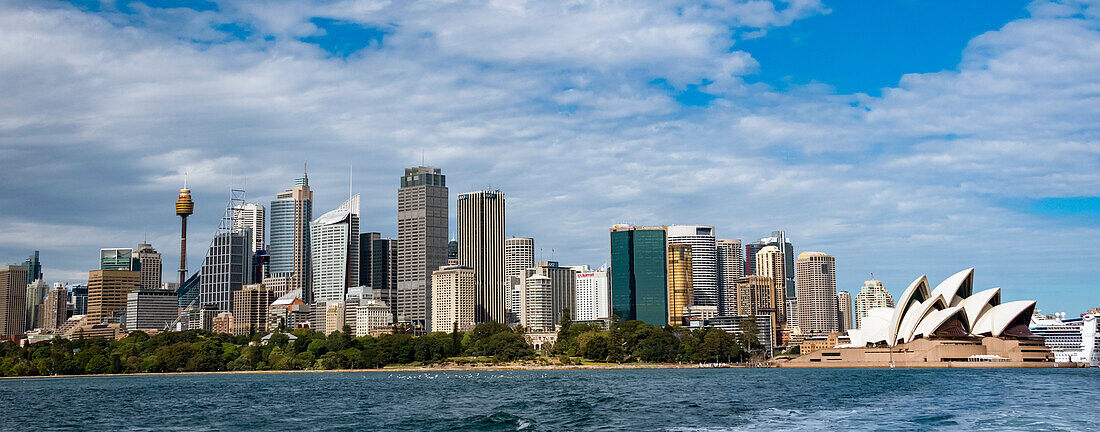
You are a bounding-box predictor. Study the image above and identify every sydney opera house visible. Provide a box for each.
[786,269,1056,367]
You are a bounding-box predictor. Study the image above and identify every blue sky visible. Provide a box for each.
[1,0,1099,315]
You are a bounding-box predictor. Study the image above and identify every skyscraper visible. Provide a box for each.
[610,225,667,326]
[447,240,458,266]
[24,279,47,331]
[716,239,743,316]
[837,290,853,332]
[457,190,506,324]
[521,275,553,331]
[572,265,610,321]
[0,265,28,339]
[199,228,251,312]
[269,170,313,302]
[854,279,894,328]
[125,290,178,331]
[397,166,448,332]
[40,285,67,331]
[21,251,42,286]
[666,243,693,326]
[795,251,838,336]
[755,246,788,327]
[520,261,576,326]
[666,226,717,307]
[734,275,775,317]
[232,283,275,335]
[310,195,360,303]
[87,269,140,325]
[233,203,266,254]
[134,243,162,291]
[430,265,476,332]
[358,232,381,287]
[765,231,796,299]
[505,237,534,283]
[100,248,136,271]
[372,238,398,318]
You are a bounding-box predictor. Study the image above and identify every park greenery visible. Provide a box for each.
[0,313,764,377]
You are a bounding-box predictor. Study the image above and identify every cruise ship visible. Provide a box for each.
[1030,312,1099,367]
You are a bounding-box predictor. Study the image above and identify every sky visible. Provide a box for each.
[1,0,1098,315]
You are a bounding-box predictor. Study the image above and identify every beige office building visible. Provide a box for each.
[87,270,140,325]
[232,283,275,335]
[457,190,506,324]
[430,266,476,332]
[397,166,449,332]
[0,265,28,339]
[755,246,788,326]
[134,243,162,291]
[667,243,693,326]
[795,252,838,336]
[716,238,743,316]
[356,299,392,336]
[40,286,68,331]
[837,290,853,332]
[854,279,894,328]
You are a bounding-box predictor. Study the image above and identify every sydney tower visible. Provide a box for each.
[175,186,194,285]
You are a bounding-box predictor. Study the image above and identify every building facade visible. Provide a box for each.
[125,289,178,331]
[0,265,28,339]
[505,237,534,285]
[457,190,506,324]
[269,172,313,303]
[755,246,789,327]
[232,284,275,335]
[397,166,449,332]
[87,269,140,325]
[795,252,838,336]
[25,279,48,331]
[716,238,743,316]
[430,265,476,332]
[666,225,717,307]
[356,300,392,336]
[234,203,266,254]
[853,279,893,329]
[521,261,576,326]
[310,195,360,303]
[837,291,853,332]
[40,285,68,331]
[666,243,693,326]
[572,265,610,321]
[100,248,136,271]
[199,231,251,311]
[610,225,667,326]
[522,275,554,331]
[134,243,162,291]
[358,232,381,287]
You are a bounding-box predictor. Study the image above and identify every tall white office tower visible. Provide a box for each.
[234,203,266,254]
[666,225,718,308]
[310,195,360,303]
[571,265,610,321]
[457,190,506,324]
[716,238,743,316]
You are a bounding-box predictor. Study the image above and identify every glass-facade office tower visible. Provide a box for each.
[666,225,717,307]
[359,232,381,287]
[100,248,136,271]
[21,251,42,285]
[397,166,448,332]
[457,190,506,324]
[310,195,360,303]
[269,172,313,302]
[610,225,667,326]
[199,231,251,311]
[666,243,693,326]
[795,251,837,336]
[372,238,397,319]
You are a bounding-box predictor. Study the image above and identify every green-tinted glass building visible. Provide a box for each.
[610,225,668,326]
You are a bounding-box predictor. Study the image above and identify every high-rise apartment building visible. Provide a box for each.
[837,290,853,332]
[520,261,576,326]
[521,275,553,331]
[134,243,162,291]
[457,190,506,324]
[22,251,42,285]
[25,279,48,331]
[666,225,717,307]
[125,290,178,331]
[199,231,251,311]
[755,246,788,326]
[854,279,894,328]
[716,239,743,316]
[795,252,837,336]
[666,243,693,326]
[430,265,476,332]
[310,195,360,303]
[397,166,449,332]
[40,285,68,331]
[572,265,610,321]
[87,269,140,325]
[232,283,275,335]
[270,171,313,302]
[358,232,381,287]
[610,225,667,326]
[0,265,28,339]
[233,203,266,254]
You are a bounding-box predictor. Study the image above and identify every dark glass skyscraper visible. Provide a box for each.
[610,225,667,326]
[22,251,42,285]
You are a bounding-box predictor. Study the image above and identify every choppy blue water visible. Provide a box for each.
[1,368,1097,431]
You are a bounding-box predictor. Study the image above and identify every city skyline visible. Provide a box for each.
[1,0,1098,316]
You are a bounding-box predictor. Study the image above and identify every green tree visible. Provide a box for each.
[85,355,110,374]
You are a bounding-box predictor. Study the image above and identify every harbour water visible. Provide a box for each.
[1,368,1096,431]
